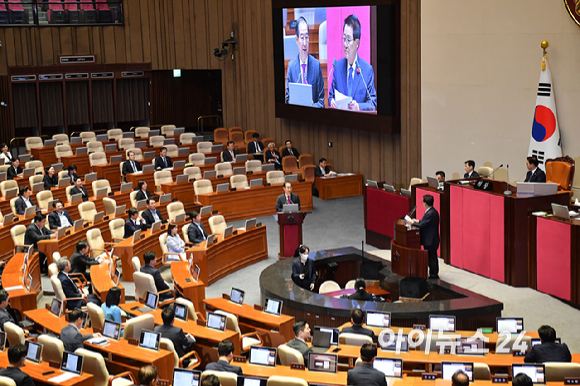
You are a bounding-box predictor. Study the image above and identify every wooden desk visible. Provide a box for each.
[190,226,268,285]
[24,308,94,335]
[315,174,363,200]
[237,362,349,385]
[92,162,123,191]
[170,261,206,315]
[323,285,390,299]
[90,262,126,303]
[31,146,58,166]
[125,171,155,194]
[203,297,295,347]
[197,181,313,222]
[159,180,198,212]
[61,154,91,178]
[0,217,35,261]
[4,252,40,315]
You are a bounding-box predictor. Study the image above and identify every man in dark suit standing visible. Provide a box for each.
[286,320,313,363]
[408,195,440,279]
[70,240,99,282]
[282,140,300,158]
[0,344,35,386]
[525,325,571,363]
[122,151,142,175]
[285,16,325,108]
[154,307,196,366]
[125,208,148,238]
[48,200,73,229]
[341,308,376,343]
[141,199,165,228]
[328,15,377,112]
[275,182,301,212]
[24,213,55,273]
[464,160,480,178]
[222,141,238,163]
[140,251,172,301]
[205,339,243,375]
[524,156,546,183]
[57,259,86,310]
[6,157,22,180]
[187,211,208,244]
[314,158,331,178]
[60,309,98,352]
[346,343,388,386]
[154,147,173,170]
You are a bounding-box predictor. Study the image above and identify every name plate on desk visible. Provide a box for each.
[197,320,206,327]
[254,304,264,312]
[290,363,305,370]
[48,360,60,369]
[222,294,230,301]
[564,378,580,385]
[474,180,493,191]
[513,350,526,357]
[157,380,169,386]
[413,324,426,331]
[128,338,138,346]
[233,356,246,363]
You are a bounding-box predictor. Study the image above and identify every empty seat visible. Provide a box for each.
[154,171,173,194]
[298,154,314,169]
[78,201,98,222]
[25,160,44,174]
[197,142,213,154]
[118,138,135,150]
[183,167,202,181]
[109,218,125,243]
[230,175,248,189]
[229,131,246,152]
[208,215,227,234]
[229,127,242,134]
[53,134,70,146]
[245,160,262,173]
[193,180,213,195]
[338,333,373,346]
[102,197,116,216]
[55,145,73,159]
[180,133,196,144]
[166,202,185,223]
[134,127,150,138]
[266,171,285,185]
[92,179,112,196]
[214,128,229,145]
[545,363,580,382]
[76,348,136,386]
[25,137,43,152]
[1,180,18,197]
[108,129,123,141]
[189,153,205,166]
[149,136,165,147]
[266,376,307,386]
[80,132,96,142]
[319,280,340,294]
[161,125,175,136]
[165,144,178,157]
[282,155,299,174]
[36,190,54,210]
[89,152,107,167]
[278,344,304,365]
[87,141,104,153]
[37,334,64,363]
[215,162,233,177]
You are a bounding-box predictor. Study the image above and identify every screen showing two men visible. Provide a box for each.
[366,311,391,328]
[429,315,456,332]
[230,288,245,305]
[373,358,402,378]
[139,329,160,351]
[442,362,474,382]
[308,353,338,373]
[61,352,83,375]
[172,368,201,386]
[512,364,546,384]
[249,347,277,367]
[313,326,339,346]
[264,298,282,316]
[497,318,524,334]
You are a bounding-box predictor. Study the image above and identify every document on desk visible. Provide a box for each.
[49,372,79,383]
[4,285,23,291]
[334,90,352,110]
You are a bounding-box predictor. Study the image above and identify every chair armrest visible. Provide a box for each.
[112,238,124,243]
[70,277,86,290]
[162,252,185,265]
[241,332,263,350]
[179,350,201,369]
[89,248,111,259]
[69,273,88,284]
[108,371,136,386]
[25,336,37,343]
[63,297,86,312]
[14,244,31,249]
[195,312,205,323]
[157,289,175,306]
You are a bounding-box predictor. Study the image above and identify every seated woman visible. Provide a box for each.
[166,222,186,262]
[265,142,282,171]
[348,278,374,300]
[135,180,152,202]
[101,286,124,337]
[0,143,12,165]
[66,164,78,185]
[291,245,316,291]
[43,166,58,189]
[70,177,90,202]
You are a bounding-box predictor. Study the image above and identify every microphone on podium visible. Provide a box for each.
[356,62,376,111]
[328,58,337,85]
[489,164,504,177]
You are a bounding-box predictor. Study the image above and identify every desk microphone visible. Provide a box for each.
[328,58,337,85]
[356,62,376,111]
[489,164,503,177]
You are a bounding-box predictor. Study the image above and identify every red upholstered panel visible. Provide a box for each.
[537,218,571,301]
[284,224,300,258]
[489,195,505,282]
[366,188,410,238]
[449,186,464,268]
[415,188,441,257]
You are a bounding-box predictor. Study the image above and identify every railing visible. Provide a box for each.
[10,135,49,157]
[0,1,124,26]
[197,115,223,135]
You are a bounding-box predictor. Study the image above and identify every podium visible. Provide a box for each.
[391,219,428,278]
[278,212,308,259]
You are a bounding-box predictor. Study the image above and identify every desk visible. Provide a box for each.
[31,146,58,166]
[125,171,155,194]
[4,252,40,315]
[203,297,295,347]
[24,308,94,335]
[197,181,313,222]
[0,217,34,261]
[322,285,390,299]
[315,174,363,200]
[190,226,268,286]
[170,261,206,315]
[92,162,123,191]
[90,262,126,303]
[238,362,349,385]
[61,154,91,178]
[365,186,412,249]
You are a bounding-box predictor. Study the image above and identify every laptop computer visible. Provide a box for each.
[101,320,122,341]
[44,139,57,147]
[427,176,440,189]
[73,219,84,232]
[76,147,88,156]
[313,326,339,347]
[3,213,13,225]
[120,182,133,193]
[159,193,171,204]
[285,174,298,183]
[19,154,30,163]
[551,203,571,220]
[200,206,212,216]
[206,234,216,247]
[429,315,456,332]
[373,357,403,379]
[71,137,83,145]
[262,163,275,171]
[174,303,188,322]
[531,338,560,347]
[237,377,267,386]
[282,204,299,213]
[496,317,524,333]
[149,129,160,137]
[142,164,155,173]
[190,136,202,143]
[230,288,244,305]
[456,337,486,356]
[150,220,162,235]
[52,163,64,172]
[164,138,175,146]
[22,167,34,178]
[203,170,217,179]
[223,225,233,238]
[135,141,147,149]
[4,187,17,199]
[442,362,474,382]
[250,178,263,188]
[310,329,332,353]
[23,206,36,218]
[178,148,189,157]
[366,311,391,328]
[50,298,62,317]
[263,298,282,316]
[84,172,97,183]
[216,183,229,193]
[400,188,411,197]
[61,351,84,375]
[139,329,161,351]
[173,369,201,386]
[174,127,185,135]
[31,182,44,194]
[211,145,223,153]
[176,174,188,183]
[123,132,135,139]
[367,180,379,189]
[0,172,6,182]
[233,167,246,176]
[132,229,141,244]
[307,352,338,374]
[136,199,147,210]
[173,160,185,169]
[249,346,277,367]
[25,341,42,363]
[56,226,67,240]
[512,364,546,384]
[138,291,159,313]
[143,151,156,159]
[235,154,248,163]
[206,312,226,332]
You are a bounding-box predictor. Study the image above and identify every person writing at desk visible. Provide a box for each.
[187,211,208,244]
[291,245,315,291]
[122,150,142,175]
[15,186,38,215]
[124,208,147,238]
[524,156,546,183]
[70,177,90,202]
[166,222,186,262]
[0,143,12,165]
[265,142,282,170]
[247,133,264,161]
[7,157,22,180]
[43,166,58,189]
[60,309,100,352]
[275,182,301,212]
[142,199,166,228]
[136,180,152,202]
[0,344,35,386]
[48,200,73,229]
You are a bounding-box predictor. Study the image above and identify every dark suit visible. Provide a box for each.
[142,208,164,228]
[0,367,34,386]
[205,359,243,376]
[48,210,73,229]
[70,185,89,202]
[24,222,53,252]
[524,168,546,183]
[265,150,282,170]
[464,171,480,178]
[285,54,325,107]
[70,250,99,281]
[329,57,377,112]
[135,190,152,202]
[341,324,376,343]
[153,324,195,363]
[15,196,37,215]
[124,218,147,238]
[140,265,172,301]
[291,258,316,290]
[414,207,440,277]
[348,290,374,301]
[314,165,330,178]
[222,149,238,162]
[282,148,300,158]
[247,141,264,154]
[286,338,313,363]
[276,193,301,213]
[347,362,388,386]
[66,171,78,185]
[122,159,142,175]
[6,165,22,180]
[0,307,15,331]
[43,174,58,189]
[524,342,572,363]
[154,156,173,170]
[57,271,85,310]
[60,324,93,353]
[188,221,208,244]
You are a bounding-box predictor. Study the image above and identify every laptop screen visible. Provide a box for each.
[102,320,121,340]
[264,298,282,316]
[512,364,546,384]
[373,358,403,378]
[531,338,560,347]
[456,337,485,355]
[497,317,524,334]
[50,298,62,317]
[174,304,188,322]
[230,288,244,305]
[61,351,83,375]
[191,264,200,282]
[25,341,42,363]
[207,312,226,332]
[249,346,277,367]
[144,291,159,310]
[442,362,474,382]
[314,326,339,346]
[366,311,391,328]
[139,329,160,351]
[381,333,409,352]
[237,376,267,386]
[307,352,338,374]
[173,369,201,386]
[429,315,456,332]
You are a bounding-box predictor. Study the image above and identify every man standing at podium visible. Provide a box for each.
[407,195,440,279]
[276,182,301,212]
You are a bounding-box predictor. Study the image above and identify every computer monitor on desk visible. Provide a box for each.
[516,182,557,196]
[496,317,523,334]
[61,351,84,375]
[173,369,200,386]
[429,315,456,332]
[512,364,546,384]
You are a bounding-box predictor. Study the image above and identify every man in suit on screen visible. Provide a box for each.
[285,16,325,108]
[328,14,377,112]
[524,156,546,182]
[407,195,440,279]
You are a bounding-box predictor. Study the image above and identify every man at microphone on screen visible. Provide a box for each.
[285,16,325,108]
[328,14,377,111]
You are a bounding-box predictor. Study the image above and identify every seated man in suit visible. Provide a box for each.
[205,339,243,375]
[48,200,73,229]
[135,180,152,202]
[141,199,166,228]
[0,344,35,386]
[524,156,546,183]
[328,15,377,112]
[525,325,571,363]
[222,141,238,163]
[347,343,387,386]
[66,164,78,185]
[6,157,22,180]
[265,142,282,170]
[314,158,331,177]
[125,208,148,238]
[464,160,479,178]
[247,133,264,162]
[70,240,99,283]
[56,259,87,310]
[15,185,38,215]
[341,308,376,343]
[407,195,440,279]
[452,370,470,386]
[285,16,325,108]
[275,182,301,212]
[122,150,142,175]
[436,171,445,183]
[71,177,90,202]
[24,213,55,273]
[154,147,173,170]
[138,366,159,386]
[286,320,313,363]
[60,309,99,353]
[154,307,196,367]
[347,278,374,301]
[140,251,172,301]
[282,140,300,158]
[187,210,208,244]
[0,290,15,331]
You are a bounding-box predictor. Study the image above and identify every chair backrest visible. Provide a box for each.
[87,302,105,330]
[161,125,175,136]
[86,228,105,257]
[165,144,178,157]
[477,166,493,178]
[50,276,66,302]
[266,171,285,185]
[48,263,59,278]
[65,185,74,203]
[266,376,308,386]
[494,335,531,354]
[0,166,10,174]
[282,155,299,173]
[189,153,206,166]
[0,180,18,197]
[201,371,238,386]
[38,334,65,363]
[133,272,157,300]
[149,135,165,147]
[215,162,233,177]
[244,130,258,143]
[29,174,43,187]
[230,175,248,189]
[302,165,315,183]
[197,142,213,154]
[87,141,104,153]
[10,225,26,247]
[89,152,107,167]
[319,280,341,294]
[102,197,116,216]
[229,132,245,149]
[25,160,44,174]
[184,167,202,180]
[108,129,123,141]
[53,134,70,146]
[194,179,213,195]
[25,137,43,152]
[135,127,150,138]
[75,348,110,386]
[298,154,314,169]
[175,297,198,321]
[4,322,25,346]
[229,126,243,134]
[409,177,426,190]
[545,362,580,382]
[154,170,173,187]
[79,201,98,222]
[182,223,191,243]
[9,197,17,216]
[126,148,143,161]
[338,333,373,346]
[36,190,54,210]
[277,344,304,365]
[546,156,576,190]
[58,170,68,180]
[245,160,262,173]
[214,128,229,145]
[262,138,275,148]
[473,363,491,380]
[109,218,125,241]
[92,179,112,196]
[55,144,73,158]
[0,376,16,386]
[159,232,169,254]
[160,337,179,367]
[214,310,240,333]
[131,256,141,272]
[118,138,135,150]
[345,280,356,289]
[52,252,62,263]
[209,215,227,234]
[80,132,97,142]
[123,314,155,340]
[180,133,196,144]
[129,190,138,208]
[167,202,185,222]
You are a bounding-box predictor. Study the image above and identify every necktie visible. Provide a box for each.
[287,195,291,204]
[197,223,206,240]
[289,149,293,156]
[163,157,167,167]
[256,143,260,152]
[347,67,354,97]
[132,161,136,172]
[230,151,234,160]
[301,63,307,84]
